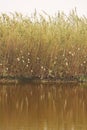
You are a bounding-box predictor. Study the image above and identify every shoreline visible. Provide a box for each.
[0,12,87,84]
[0,76,87,84]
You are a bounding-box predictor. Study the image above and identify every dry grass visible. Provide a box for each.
[0,10,87,80]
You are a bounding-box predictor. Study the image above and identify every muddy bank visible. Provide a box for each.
[0,75,87,84]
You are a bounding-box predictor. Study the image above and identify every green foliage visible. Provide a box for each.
[0,10,87,80]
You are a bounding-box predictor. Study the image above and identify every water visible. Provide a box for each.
[0,82,87,130]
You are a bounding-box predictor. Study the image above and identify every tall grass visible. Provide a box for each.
[0,10,87,80]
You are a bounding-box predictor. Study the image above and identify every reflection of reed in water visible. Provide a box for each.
[0,83,87,130]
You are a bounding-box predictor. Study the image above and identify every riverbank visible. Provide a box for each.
[0,75,87,84]
[0,11,87,81]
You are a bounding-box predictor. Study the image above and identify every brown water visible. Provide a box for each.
[0,83,87,130]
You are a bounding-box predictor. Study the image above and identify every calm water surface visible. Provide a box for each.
[0,83,87,130]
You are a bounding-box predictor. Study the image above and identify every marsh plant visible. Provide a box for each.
[0,10,87,80]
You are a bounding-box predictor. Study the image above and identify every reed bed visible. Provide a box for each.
[0,10,87,81]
